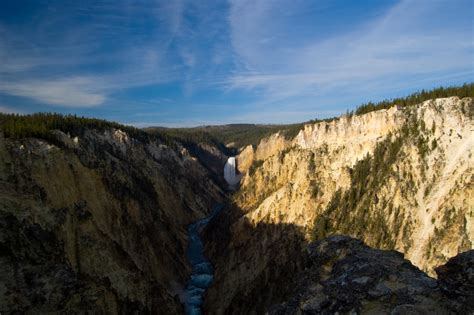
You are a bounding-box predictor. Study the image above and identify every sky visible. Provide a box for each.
[0,0,473,127]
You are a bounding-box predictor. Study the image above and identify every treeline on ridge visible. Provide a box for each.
[353,83,474,115]
[0,112,170,144]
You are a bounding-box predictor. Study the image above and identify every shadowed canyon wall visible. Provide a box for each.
[0,128,225,313]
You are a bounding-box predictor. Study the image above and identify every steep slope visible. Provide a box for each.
[244,96,472,272]
[0,127,225,313]
[205,97,473,313]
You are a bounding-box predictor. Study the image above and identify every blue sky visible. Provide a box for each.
[0,0,473,127]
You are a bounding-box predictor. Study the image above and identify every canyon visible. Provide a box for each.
[204,96,474,314]
[0,127,225,313]
[0,96,473,314]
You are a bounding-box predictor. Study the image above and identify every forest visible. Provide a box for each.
[0,112,167,144]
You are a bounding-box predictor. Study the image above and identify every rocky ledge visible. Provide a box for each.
[269,236,473,315]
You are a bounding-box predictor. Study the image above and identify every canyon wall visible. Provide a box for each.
[205,97,473,313]
[0,128,225,313]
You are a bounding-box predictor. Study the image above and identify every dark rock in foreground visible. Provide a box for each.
[269,236,473,315]
[436,250,474,313]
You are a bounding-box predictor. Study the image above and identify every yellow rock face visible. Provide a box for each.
[236,145,254,173]
[205,97,473,313]
[237,97,473,274]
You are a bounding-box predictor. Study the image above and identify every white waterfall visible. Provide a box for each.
[224,157,241,187]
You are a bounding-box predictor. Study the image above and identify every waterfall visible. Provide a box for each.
[224,157,240,187]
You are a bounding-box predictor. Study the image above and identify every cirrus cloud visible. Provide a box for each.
[0,77,106,107]
[226,0,474,105]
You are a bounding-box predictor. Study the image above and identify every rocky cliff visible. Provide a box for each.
[270,236,474,314]
[0,127,225,313]
[204,97,473,313]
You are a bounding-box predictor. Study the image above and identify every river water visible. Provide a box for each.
[183,205,224,315]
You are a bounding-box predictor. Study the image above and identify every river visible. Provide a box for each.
[183,204,224,315]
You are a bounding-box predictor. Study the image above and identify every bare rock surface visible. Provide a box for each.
[269,236,474,315]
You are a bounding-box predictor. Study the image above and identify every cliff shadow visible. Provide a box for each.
[200,202,474,315]
[202,203,309,314]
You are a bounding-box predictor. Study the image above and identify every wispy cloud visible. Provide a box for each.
[227,0,474,105]
[0,0,185,107]
[0,77,105,107]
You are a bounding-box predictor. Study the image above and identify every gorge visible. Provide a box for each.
[0,89,473,314]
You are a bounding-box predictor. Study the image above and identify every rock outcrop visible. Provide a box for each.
[0,128,225,314]
[270,236,474,314]
[255,132,291,162]
[435,250,474,311]
[236,145,254,174]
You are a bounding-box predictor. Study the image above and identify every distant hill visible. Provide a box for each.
[146,123,304,151]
